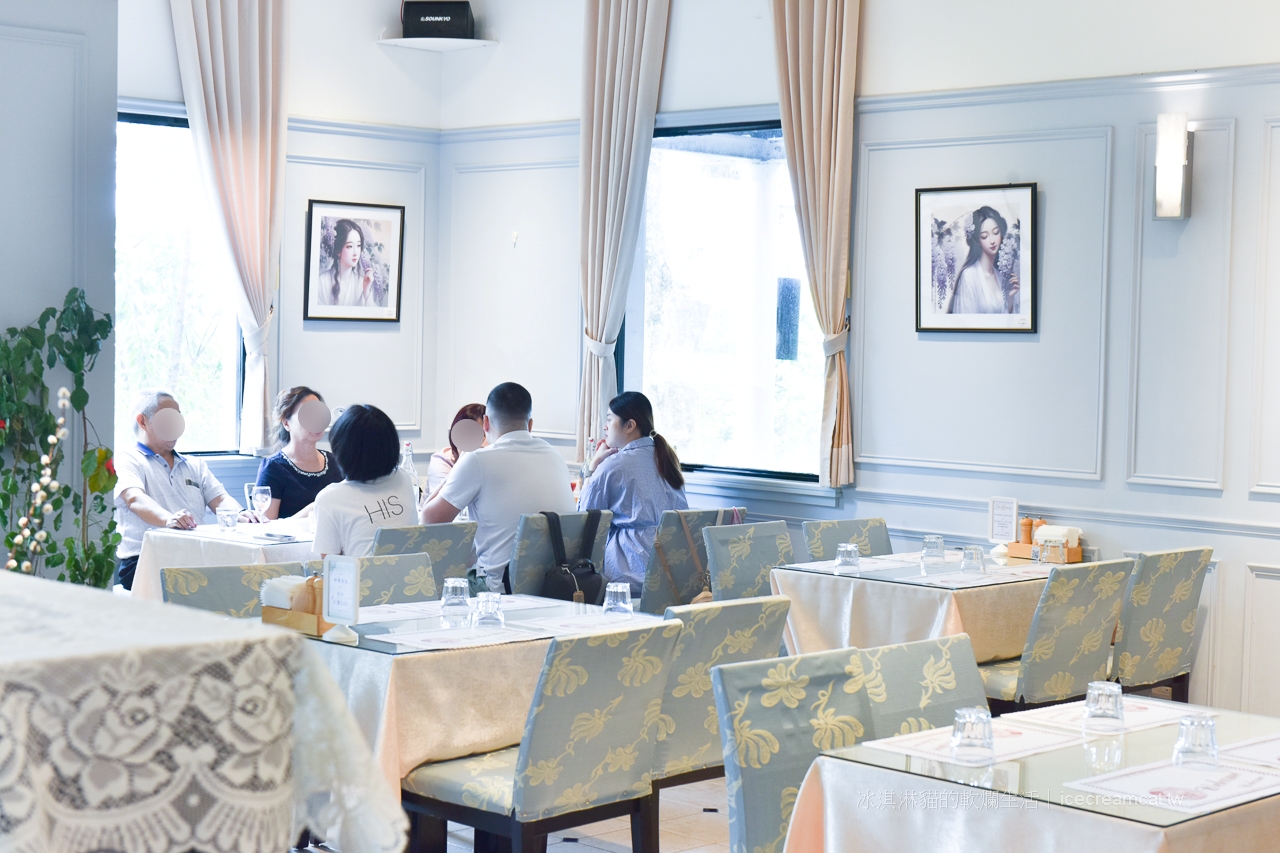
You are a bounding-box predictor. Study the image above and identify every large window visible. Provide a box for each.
[636,124,826,478]
[115,115,242,452]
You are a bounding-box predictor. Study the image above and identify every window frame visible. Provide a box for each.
[116,111,246,456]
[632,120,821,484]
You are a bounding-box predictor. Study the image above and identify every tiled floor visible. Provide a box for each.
[439,778,731,853]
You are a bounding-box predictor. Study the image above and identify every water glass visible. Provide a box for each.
[1082,681,1125,734]
[960,545,985,573]
[1040,538,1066,563]
[950,706,995,766]
[472,591,505,630]
[921,534,946,574]
[440,578,470,628]
[1172,714,1218,768]
[215,507,238,533]
[1083,734,1125,774]
[603,582,633,615]
[835,543,860,572]
[251,485,272,520]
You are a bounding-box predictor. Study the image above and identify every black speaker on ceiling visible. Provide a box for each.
[402,1,475,39]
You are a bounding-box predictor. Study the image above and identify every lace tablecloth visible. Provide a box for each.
[0,572,406,853]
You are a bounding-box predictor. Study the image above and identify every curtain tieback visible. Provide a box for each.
[822,329,848,358]
[584,334,616,360]
[243,307,273,358]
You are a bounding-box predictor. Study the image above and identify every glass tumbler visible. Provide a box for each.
[440,578,470,628]
[473,591,505,630]
[603,582,633,615]
[1082,681,1125,734]
[1041,538,1066,564]
[960,545,985,573]
[835,543,861,572]
[216,507,238,533]
[949,706,995,766]
[1172,714,1218,768]
[921,534,946,574]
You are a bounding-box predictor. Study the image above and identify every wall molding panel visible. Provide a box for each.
[1249,117,1280,494]
[1241,563,1280,713]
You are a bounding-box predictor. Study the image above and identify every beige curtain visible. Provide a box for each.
[772,0,859,487]
[170,0,289,454]
[576,0,672,461]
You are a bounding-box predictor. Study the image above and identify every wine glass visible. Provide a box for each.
[251,486,271,521]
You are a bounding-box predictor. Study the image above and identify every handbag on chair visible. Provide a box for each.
[653,508,743,605]
[538,510,606,604]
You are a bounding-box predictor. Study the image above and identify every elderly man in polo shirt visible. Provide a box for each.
[113,389,250,590]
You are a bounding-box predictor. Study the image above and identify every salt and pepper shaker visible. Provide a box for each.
[1019,517,1033,545]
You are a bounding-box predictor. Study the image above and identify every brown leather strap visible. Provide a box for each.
[653,538,681,602]
[680,511,710,595]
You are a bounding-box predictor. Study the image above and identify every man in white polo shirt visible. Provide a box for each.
[421,382,574,592]
[113,389,249,590]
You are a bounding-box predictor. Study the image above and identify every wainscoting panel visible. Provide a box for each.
[1249,119,1280,494]
[1241,564,1280,713]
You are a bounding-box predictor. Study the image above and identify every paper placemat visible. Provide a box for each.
[1065,758,1280,815]
[357,595,558,624]
[515,613,662,636]
[895,570,1041,589]
[863,718,1083,763]
[1220,733,1280,771]
[363,625,550,651]
[1004,697,1211,734]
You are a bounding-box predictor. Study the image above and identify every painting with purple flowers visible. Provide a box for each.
[915,183,1036,332]
[303,200,405,321]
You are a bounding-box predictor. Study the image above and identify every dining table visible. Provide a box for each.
[770,551,1053,662]
[130,516,317,602]
[783,696,1280,853]
[0,570,406,853]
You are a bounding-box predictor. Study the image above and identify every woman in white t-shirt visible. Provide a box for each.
[312,404,416,556]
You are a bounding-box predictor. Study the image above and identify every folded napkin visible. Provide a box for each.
[260,575,307,609]
[1033,525,1082,548]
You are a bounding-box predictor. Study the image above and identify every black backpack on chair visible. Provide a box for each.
[538,510,605,604]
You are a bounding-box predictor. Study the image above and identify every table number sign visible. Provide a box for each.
[323,555,361,643]
[988,497,1019,544]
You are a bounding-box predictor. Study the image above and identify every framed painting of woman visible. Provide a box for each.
[915,183,1037,333]
[303,199,405,322]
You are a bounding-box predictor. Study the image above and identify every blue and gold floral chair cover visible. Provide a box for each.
[639,508,748,614]
[1111,548,1213,694]
[401,620,683,850]
[800,518,892,562]
[713,649,874,853]
[507,511,612,596]
[853,635,988,738]
[978,559,1133,706]
[653,596,791,784]
[705,521,795,601]
[303,553,439,605]
[372,521,477,593]
[161,562,302,617]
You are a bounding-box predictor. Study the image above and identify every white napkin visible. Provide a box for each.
[1033,525,1082,548]
[260,575,307,609]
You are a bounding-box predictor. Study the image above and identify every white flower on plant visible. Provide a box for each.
[41,504,52,515]
[46,436,57,446]
[39,454,49,465]
[34,491,45,504]
[29,483,39,494]
[28,544,39,554]
[56,428,68,439]
[48,481,58,491]
[41,468,50,477]
[57,386,69,399]
[12,535,22,546]
[20,562,30,573]
[17,517,26,528]
[38,477,49,487]
[3,560,14,570]
[34,531,46,542]
[56,417,65,426]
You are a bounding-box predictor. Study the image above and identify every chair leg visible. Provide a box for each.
[631,793,660,853]
[510,822,546,853]
[475,829,512,853]
[407,810,448,853]
[1172,673,1191,703]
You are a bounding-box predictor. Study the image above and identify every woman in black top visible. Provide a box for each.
[254,386,344,519]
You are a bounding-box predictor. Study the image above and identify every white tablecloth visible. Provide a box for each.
[784,755,1280,853]
[132,521,317,602]
[0,572,405,853]
[770,567,1046,662]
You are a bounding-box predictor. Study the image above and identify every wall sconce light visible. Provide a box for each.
[1154,112,1192,219]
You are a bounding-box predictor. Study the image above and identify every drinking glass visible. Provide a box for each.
[960,545,985,573]
[921,534,946,574]
[1172,714,1218,768]
[1082,681,1125,734]
[1040,538,1066,564]
[1083,734,1125,774]
[440,578,470,628]
[251,486,272,520]
[215,507,238,533]
[473,591,505,630]
[603,582,633,615]
[835,543,860,572]
[949,706,995,765]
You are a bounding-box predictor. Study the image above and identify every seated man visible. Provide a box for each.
[113,389,249,590]
[421,382,574,592]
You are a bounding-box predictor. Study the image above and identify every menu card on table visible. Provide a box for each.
[363,625,550,651]
[1065,759,1280,815]
[1004,697,1211,734]
[1220,733,1280,771]
[864,719,1083,763]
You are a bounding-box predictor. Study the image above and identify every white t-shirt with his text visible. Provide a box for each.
[311,469,417,557]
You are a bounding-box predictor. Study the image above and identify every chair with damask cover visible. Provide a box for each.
[800,518,893,562]
[977,559,1134,712]
[1110,547,1213,702]
[651,596,791,806]
[638,507,747,614]
[400,620,684,853]
[302,553,438,604]
[372,521,477,594]
[161,561,302,617]
[705,520,795,601]
[712,647,874,853]
[506,511,612,598]
[853,634,988,738]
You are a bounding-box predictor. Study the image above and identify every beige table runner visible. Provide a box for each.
[770,567,1046,662]
[784,755,1280,853]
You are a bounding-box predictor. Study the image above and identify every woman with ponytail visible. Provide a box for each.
[578,391,688,595]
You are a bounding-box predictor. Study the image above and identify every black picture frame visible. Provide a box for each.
[915,182,1037,333]
[303,199,406,322]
